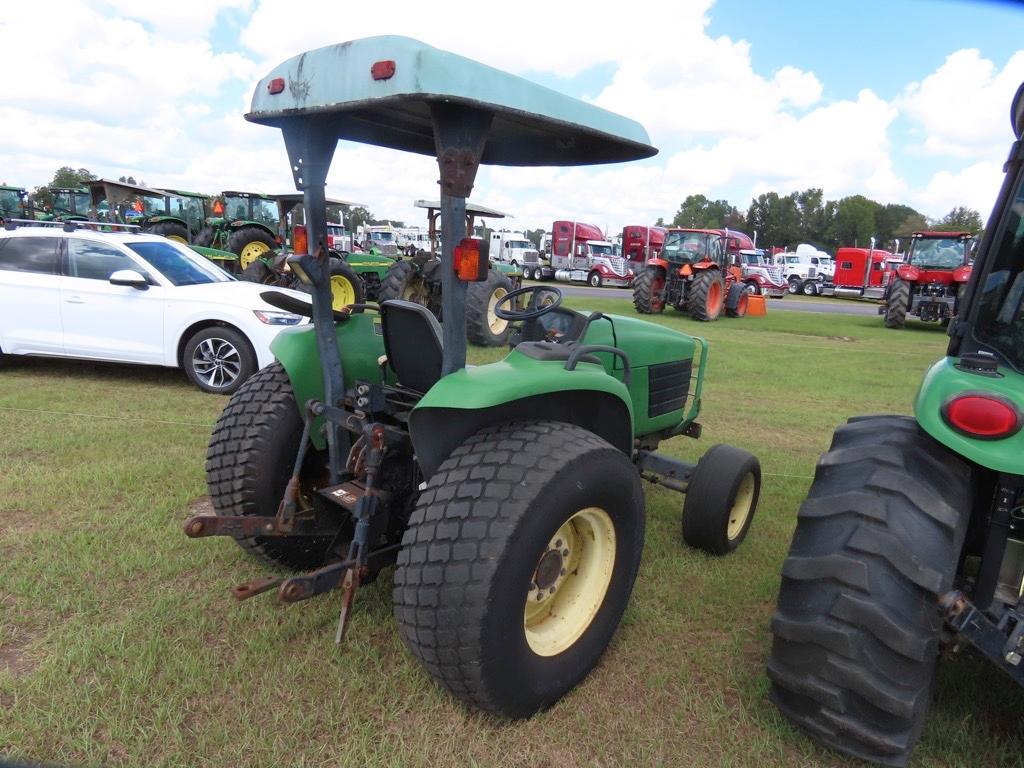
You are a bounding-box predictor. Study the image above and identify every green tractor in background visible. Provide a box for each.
[768,82,1024,766]
[186,36,761,719]
[194,190,280,269]
[0,185,31,223]
[42,187,91,221]
[376,198,521,346]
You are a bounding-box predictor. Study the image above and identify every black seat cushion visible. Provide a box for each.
[379,300,444,393]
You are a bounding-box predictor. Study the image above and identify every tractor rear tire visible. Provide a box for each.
[148,221,189,244]
[466,269,513,347]
[205,362,340,571]
[689,270,725,321]
[377,258,432,309]
[394,421,645,718]
[193,226,215,247]
[228,226,277,270]
[682,444,760,554]
[767,415,971,767]
[632,267,666,314]
[239,260,275,285]
[885,278,910,328]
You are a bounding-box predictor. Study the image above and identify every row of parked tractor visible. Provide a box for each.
[515,219,976,327]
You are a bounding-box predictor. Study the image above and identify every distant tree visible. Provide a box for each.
[655,216,665,227]
[672,194,740,229]
[795,188,826,243]
[31,166,97,208]
[828,195,878,247]
[875,203,925,244]
[932,206,983,234]
[747,191,800,248]
[348,206,374,231]
[525,228,546,248]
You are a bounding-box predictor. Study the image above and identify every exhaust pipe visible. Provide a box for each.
[863,236,876,289]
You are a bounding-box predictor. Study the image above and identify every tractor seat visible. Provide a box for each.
[379,300,444,394]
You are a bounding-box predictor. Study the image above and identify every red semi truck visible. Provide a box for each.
[819,245,903,300]
[539,220,634,287]
[622,225,666,271]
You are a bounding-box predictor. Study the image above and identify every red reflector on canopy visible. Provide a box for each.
[293,225,308,256]
[371,60,396,81]
[943,395,1021,439]
[268,77,285,95]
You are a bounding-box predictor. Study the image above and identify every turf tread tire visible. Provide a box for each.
[767,415,971,767]
[393,420,645,718]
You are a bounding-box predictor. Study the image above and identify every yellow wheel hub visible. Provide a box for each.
[168,235,189,244]
[524,507,616,657]
[488,287,509,334]
[239,241,270,269]
[727,473,756,540]
[329,275,356,311]
[402,278,430,306]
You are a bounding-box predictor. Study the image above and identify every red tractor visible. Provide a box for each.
[884,231,975,328]
[632,227,752,321]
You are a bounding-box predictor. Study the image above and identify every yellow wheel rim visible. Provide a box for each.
[168,235,188,244]
[488,287,509,334]
[727,473,756,540]
[329,275,356,311]
[524,507,616,657]
[239,241,270,269]
[402,277,430,306]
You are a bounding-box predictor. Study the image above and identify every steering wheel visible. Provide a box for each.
[493,285,564,321]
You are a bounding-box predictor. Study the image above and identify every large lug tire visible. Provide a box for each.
[632,267,666,314]
[393,421,645,718]
[466,269,513,346]
[205,362,340,570]
[767,415,971,767]
[182,325,256,395]
[885,278,910,329]
[148,221,189,244]
[239,260,275,285]
[682,444,760,554]
[377,258,431,307]
[788,276,802,294]
[227,226,277,270]
[689,270,725,321]
[193,226,215,247]
[725,283,749,318]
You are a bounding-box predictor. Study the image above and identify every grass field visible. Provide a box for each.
[2,299,1022,767]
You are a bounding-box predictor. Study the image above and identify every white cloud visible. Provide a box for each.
[900,48,1024,157]
[911,160,1004,221]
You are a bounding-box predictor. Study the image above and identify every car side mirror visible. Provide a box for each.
[109,269,149,290]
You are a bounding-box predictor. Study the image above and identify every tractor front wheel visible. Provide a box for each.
[193,226,216,247]
[725,283,749,318]
[689,270,725,321]
[632,267,666,314]
[682,444,760,554]
[205,363,342,571]
[767,415,970,766]
[466,269,513,346]
[228,226,277,270]
[394,421,645,718]
[885,278,910,328]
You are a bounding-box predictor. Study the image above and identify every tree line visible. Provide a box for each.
[660,190,983,252]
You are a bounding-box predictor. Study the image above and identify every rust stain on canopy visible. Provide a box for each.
[247,36,658,167]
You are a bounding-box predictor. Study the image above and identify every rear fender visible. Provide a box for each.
[409,356,633,479]
[270,317,387,449]
[229,220,276,236]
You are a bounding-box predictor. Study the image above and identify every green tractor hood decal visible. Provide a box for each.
[190,244,238,262]
[914,356,1024,474]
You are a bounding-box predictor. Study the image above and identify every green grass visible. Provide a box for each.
[1,303,1021,768]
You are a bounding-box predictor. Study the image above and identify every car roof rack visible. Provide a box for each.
[2,218,141,233]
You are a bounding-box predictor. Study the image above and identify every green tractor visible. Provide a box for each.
[194,190,280,269]
[185,36,762,718]
[43,187,92,221]
[87,178,209,242]
[376,198,522,346]
[0,185,31,223]
[767,82,1024,766]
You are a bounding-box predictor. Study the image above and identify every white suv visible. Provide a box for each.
[0,224,308,393]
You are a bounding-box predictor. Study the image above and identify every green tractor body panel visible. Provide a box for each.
[914,356,1024,474]
[344,250,394,278]
[247,36,656,165]
[270,316,388,449]
[495,261,523,278]
[189,244,238,263]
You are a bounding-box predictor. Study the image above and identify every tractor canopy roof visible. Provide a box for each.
[161,188,210,200]
[221,190,275,201]
[912,231,974,240]
[0,185,26,193]
[88,178,169,206]
[246,36,656,166]
[272,192,366,217]
[414,199,510,219]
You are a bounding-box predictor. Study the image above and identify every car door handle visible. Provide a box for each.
[65,296,85,304]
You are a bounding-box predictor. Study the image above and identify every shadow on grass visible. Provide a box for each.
[0,356,192,391]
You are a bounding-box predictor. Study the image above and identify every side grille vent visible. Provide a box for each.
[648,359,692,418]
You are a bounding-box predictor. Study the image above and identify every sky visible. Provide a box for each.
[1,0,1023,238]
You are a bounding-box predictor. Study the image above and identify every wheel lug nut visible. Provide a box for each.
[555,539,562,548]
[536,592,543,601]
[560,568,566,576]
[562,549,569,557]
[549,587,556,594]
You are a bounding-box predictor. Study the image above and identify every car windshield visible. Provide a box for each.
[663,231,710,260]
[589,243,613,256]
[127,241,233,286]
[910,237,968,269]
[973,172,1024,372]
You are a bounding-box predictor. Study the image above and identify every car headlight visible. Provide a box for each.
[254,310,304,326]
